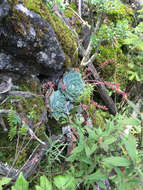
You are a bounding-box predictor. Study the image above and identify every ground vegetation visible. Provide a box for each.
[0,0,143,189]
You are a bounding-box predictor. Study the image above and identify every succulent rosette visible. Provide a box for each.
[58,70,85,102]
[49,90,73,120]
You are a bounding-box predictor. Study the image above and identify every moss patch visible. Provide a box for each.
[95,44,130,89]
[107,2,133,23]
[0,77,46,168]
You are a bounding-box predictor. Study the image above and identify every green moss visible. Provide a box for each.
[50,13,78,65]
[0,132,16,165]
[64,8,73,19]
[0,77,47,168]
[88,104,110,128]
[108,3,133,23]
[96,44,129,89]
[64,5,82,34]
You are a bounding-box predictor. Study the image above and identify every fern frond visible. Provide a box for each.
[8,108,20,127]
[19,124,27,136]
[8,126,17,141]
[7,108,20,141]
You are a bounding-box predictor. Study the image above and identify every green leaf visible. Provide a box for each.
[104,137,116,145]
[58,70,85,102]
[90,144,97,155]
[35,186,43,190]
[35,176,52,190]
[120,117,140,127]
[86,170,106,181]
[97,181,106,189]
[0,177,11,190]
[85,145,91,158]
[71,144,84,154]
[85,143,97,158]
[19,124,27,136]
[124,135,136,163]
[128,63,134,69]
[11,173,29,190]
[135,73,140,81]
[80,156,93,165]
[103,157,131,167]
[128,73,135,81]
[40,176,52,190]
[114,167,123,181]
[54,175,68,189]
[86,127,97,139]
[54,175,75,190]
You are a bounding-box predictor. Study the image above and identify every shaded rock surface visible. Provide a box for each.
[122,0,143,9]
[0,0,66,80]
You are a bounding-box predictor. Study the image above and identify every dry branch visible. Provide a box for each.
[88,64,117,115]
[79,12,117,115]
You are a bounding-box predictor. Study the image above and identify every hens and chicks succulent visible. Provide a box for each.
[49,69,85,120]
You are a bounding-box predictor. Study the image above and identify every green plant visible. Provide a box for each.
[0,177,11,190]
[76,83,94,104]
[44,136,67,165]
[53,175,76,190]
[7,108,27,140]
[46,0,68,10]
[10,173,52,190]
[11,173,29,190]
[19,124,28,136]
[8,108,21,141]
[127,61,143,81]
[65,113,143,190]
[2,1,143,190]
[27,109,37,119]
[9,173,75,190]
[49,90,72,120]
[124,22,143,51]
[123,11,143,82]
[35,175,52,190]
[58,70,85,102]
[49,70,85,120]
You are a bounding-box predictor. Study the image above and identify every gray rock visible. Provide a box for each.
[0,0,10,21]
[0,1,66,80]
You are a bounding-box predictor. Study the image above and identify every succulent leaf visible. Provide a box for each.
[50,90,66,113]
[49,90,73,120]
[58,70,85,102]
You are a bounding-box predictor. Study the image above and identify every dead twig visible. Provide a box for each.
[0,77,12,94]
[87,64,117,115]
[79,12,117,115]
[8,91,44,98]
[81,13,103,66]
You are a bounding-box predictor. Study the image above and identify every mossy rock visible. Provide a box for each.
[95,44,130,89]
[12,0,78,66]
